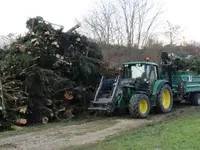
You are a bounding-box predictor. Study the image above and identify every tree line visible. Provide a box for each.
[80,0,183,48]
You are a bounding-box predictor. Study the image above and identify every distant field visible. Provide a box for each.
[72,108,200,150]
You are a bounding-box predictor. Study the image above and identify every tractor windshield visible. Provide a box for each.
[123,63,150,79]
[131,64,149,79]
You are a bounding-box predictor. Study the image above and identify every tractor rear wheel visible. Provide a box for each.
[191,93,200,106]
[156,84,173,113]
[129,94,150,118]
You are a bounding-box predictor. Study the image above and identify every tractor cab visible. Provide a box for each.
[122,62,159,92]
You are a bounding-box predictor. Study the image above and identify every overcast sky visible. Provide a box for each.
[0,0,199,43]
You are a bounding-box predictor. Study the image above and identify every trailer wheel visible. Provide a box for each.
[191,93,200,106]
[156,84,173,113]
[129,94,150,118]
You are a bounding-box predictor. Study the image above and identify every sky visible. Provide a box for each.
[163,0,200,42]
[0,0,200,43]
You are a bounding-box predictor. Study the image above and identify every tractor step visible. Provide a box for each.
[88,107,107,110]
[92,98,112,104]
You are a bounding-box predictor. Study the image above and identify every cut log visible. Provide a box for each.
[16,119,27,125]
[64,91,73,100]
[41,116,49,124]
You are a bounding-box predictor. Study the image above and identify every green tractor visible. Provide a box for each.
[88,54,173,118]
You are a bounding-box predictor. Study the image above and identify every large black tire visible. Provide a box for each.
[190,93,200,106]
[129,94,150,118]
[156,84,173,113]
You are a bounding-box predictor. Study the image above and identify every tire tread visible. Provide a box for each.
[129,94,150,118]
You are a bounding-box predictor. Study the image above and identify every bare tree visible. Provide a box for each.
[82,0,163,47]
[134,0,163,48]
[117,0,138,47]
[145,34,163,48]
[140,1,163,48]
[116,0,163,61]
[165,21,183,45]
[0,33,18,49]
[114,14,125,45]
[82,0,116,44]
[117,0,163,47]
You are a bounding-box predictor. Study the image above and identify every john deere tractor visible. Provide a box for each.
[89,57,173,118]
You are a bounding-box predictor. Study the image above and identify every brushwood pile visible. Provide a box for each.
[171,57,200,74]
[161,53,200,74]
[0,16,108,129]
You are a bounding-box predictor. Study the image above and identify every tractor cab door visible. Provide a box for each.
[148,65,158,84]
[148,65,158,93]
[135,64,158,91]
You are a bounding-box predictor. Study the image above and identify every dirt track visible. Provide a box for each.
[0,105,195,150]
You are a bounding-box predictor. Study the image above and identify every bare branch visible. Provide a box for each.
[81,0,163,47]
[165,21,183,45]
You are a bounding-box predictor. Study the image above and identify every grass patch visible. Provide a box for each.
[71,108,200,150]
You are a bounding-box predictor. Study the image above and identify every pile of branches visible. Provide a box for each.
[171,56,200,74]
[0,16,105,128]
[161,52,200,74]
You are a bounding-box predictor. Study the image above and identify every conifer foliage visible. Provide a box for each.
[0,16,104,128]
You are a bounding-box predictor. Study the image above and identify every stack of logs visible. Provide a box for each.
[0,16,106,129]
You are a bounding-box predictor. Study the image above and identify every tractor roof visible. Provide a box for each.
[123,61,158,66]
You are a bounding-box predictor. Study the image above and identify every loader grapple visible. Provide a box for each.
[88,76,121,112]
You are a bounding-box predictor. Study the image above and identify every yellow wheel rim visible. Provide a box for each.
[139,99,148,114]
[162,89,171,109]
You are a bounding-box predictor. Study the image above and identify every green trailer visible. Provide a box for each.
[88,52,200,118]
[163,71,200,105]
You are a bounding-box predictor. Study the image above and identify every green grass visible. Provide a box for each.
[72,110,200,150]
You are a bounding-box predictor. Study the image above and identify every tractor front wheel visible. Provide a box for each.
[129,94,150,118]
[156,84,173,113]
